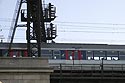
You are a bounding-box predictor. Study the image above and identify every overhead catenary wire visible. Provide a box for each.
[56,38,125,42]
[0,28,26,31]
[57,24,125,29]
[1,18,125,35]
[1,23,124,30]
[1,25,125,33]
[1,29,125,34]
[1,17,125,25]
[54,21,125,25]
[58,30,125,33]
[55,21,125,31]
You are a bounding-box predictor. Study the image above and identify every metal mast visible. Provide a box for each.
[21,0,57,57]
[26,0,45,57]
[8,0,57,57]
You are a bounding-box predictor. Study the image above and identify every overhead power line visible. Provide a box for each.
[1,18,125,26]
[58,30,125,33]
[57,38,125,42]
[55,21,125,25]
[57,24,125,29]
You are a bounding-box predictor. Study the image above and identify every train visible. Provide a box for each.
[0,43,125,60]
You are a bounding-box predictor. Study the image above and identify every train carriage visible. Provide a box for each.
[0,43,125,60]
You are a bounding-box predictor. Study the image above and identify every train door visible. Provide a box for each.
[74,50,82,60]
[9,50,13,57]
[65,50,82,60]
[8,50,28,57]
[16,50,28,57]
[9,50,18,57]
[65,50,73,60]
[16,50,25,57]
[78,50,82,60]
[24,50,28,57]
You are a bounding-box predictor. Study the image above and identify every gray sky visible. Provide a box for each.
[1,0,125,44]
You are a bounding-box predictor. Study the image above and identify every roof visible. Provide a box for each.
[0,43,125,51]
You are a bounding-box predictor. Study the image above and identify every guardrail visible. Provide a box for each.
[49,60,125,71]
[50,64,125,71]
[50,64,125,79]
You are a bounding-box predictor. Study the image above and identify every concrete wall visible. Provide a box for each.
[0,73,50,83]
[51,79,125,83]
[0,58,53,83]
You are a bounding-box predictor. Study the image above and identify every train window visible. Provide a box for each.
[19,51,22,57]
[70,56,73,60]
[119,51,125,60]
[100,57,106,60]
[41,50,52,54]
[67,51,73,60]
[53,56,57,59]
[61,54,65,59]
[60,50,65,59]
[74,51,77,59]
[74,51,79,60]
[40,53,50,57]
[94,51,105,57]
[107,57,111,60]
[112,57,118,60]
[52,55,61,59]
[19,51,24,57]
[12,50,18,57]
[88,57,93,60]
[17,50,28,57]
[107,51,118,57]
[86,51,93,60]
[2,49,8,57]
[81,51,86,60]
[40,50,52,59]
[94,57,99,60]
[53,50,60,54]
[52,50,61,59]
[119,51,125,55]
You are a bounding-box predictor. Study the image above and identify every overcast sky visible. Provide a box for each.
[1,0,125,44]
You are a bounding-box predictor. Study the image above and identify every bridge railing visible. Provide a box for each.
[50,63,125,71]
[49,60,125,71]
[49,60,125,79]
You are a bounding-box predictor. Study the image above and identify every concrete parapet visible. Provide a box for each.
[0,57,53,83]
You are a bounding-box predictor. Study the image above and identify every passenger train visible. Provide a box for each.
[1,43,125,60]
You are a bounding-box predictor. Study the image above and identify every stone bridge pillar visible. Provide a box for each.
[0,58,53,83]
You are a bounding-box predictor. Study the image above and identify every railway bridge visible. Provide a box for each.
[0,58,125,83]
[49,60,125,83]
[0,43,125,83]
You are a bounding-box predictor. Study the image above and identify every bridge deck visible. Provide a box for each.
[49,60,125,80]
